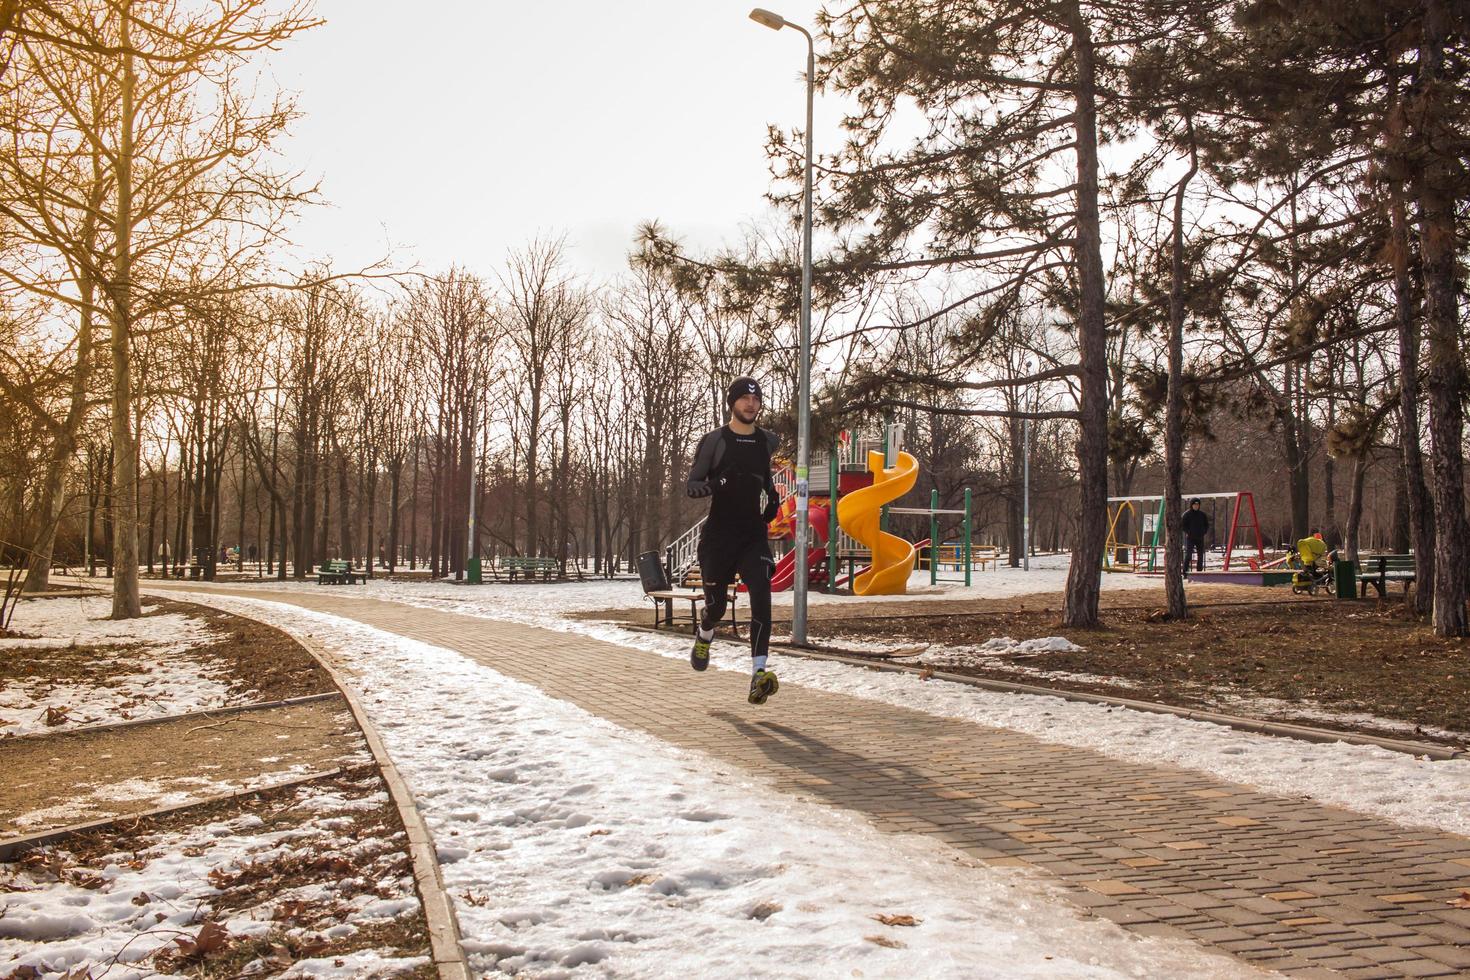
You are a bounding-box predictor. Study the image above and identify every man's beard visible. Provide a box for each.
[734,406,760,424]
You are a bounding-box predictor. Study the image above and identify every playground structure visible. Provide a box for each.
[837,450,919,595]
[666,425,985,597]
[1103,491,1275,583]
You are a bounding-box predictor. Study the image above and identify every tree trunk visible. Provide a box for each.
[1061,2,1107,629]
[291,423,304,577]
[1390,166,1436,616]
[1389,461,1411,555]
[409,432,420,570]
[318,443,332,563]
[1414,0,1468,637]
[1163,124,1197,621]
[525,388,542,555]
[336,445,353,566]
[388,454,401,573]
[1007,414,1023,568]
[236,447,247,572]
[1344,454,1368,562]
[22,275,94,592]
[108,4,142,617]
[145,463,158,574]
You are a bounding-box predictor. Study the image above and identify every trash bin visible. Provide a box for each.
[1333,557,1355,599]
[637,551,670,593]
[467,557,482,585]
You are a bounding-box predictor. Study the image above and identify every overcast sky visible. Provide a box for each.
[268,0,835,283]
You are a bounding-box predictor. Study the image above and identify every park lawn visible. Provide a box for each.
[807,598,1470,747]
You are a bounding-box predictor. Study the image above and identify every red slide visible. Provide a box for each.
[766,546,827,592]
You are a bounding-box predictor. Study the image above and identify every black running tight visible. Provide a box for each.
[699,543,773,662]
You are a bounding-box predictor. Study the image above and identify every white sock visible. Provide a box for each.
[697,625,714,642]
[752,654,768,673]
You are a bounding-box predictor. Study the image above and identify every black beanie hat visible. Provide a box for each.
[727,376,763,406]
[1190,498,1201,505]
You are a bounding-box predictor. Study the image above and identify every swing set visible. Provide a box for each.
[1103,491,1265,573]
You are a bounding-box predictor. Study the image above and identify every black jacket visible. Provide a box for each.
[686,425,781,531]
[1182,507,1210,540]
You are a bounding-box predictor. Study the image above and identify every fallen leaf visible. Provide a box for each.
[872,913,921,927]
[272,899,311,921]
[588,829,611,837]
[173,920,230,959]
[625,873,658,886]
[919,668,934,681]
[1449,890,1470,909]
[131,892,151,906]
[749,901,782,920]
[864,934,906,949]
[43,706,69,726]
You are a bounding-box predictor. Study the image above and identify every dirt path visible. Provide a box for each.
[0,697,369,836]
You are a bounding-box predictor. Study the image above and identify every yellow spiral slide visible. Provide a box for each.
[837,450,919,595]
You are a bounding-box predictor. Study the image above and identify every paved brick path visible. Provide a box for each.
[171,587,1470,979]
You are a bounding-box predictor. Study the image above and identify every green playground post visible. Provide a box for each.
[1148,497,1165,571]
[964,487,972,587]
[930,488,939,586]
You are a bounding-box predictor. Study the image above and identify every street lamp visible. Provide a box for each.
[749,7,815,645]
[1022,359,1033,571]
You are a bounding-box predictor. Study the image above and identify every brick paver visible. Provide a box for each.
[170,587,1470,979]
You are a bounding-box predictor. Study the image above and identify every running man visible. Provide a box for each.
[685,376,781,704]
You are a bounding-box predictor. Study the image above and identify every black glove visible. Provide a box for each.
[763,497,781,523]
[687,480,712,499]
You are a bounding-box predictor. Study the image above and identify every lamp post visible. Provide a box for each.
[750,7,815,645]
[1022,359,1033,571]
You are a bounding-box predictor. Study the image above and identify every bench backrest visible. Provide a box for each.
[323,559,349,573]
[1368,554,1416,571]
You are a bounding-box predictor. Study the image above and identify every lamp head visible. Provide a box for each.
[749,7,786,30]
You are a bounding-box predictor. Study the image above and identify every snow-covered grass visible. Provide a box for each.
[0,773,427,980]
[161,592,1262,979]
[869,635,1146,691]
[0,595,239,736]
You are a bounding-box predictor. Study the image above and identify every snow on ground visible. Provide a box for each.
[571,616,1470,839]
[162,591,1263,979]
[0,595,240,736]
[229,566,1470,839]
[868,636,1146,692]
[0,775,426,980]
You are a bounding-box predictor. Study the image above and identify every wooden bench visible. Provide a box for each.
[1356,554,1416,598]
[644,587,740,633]
[498,555,558,582]
[973,545,1000,570]
[637,551,739,634]
[317,559,362,585]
